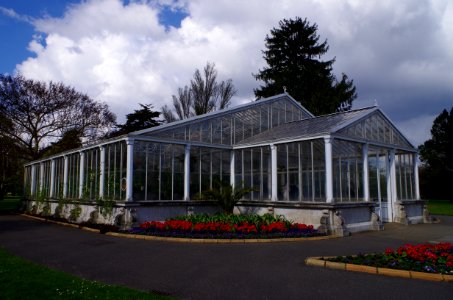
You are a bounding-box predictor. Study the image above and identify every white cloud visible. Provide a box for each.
[14,0,453,145]
[0,6,34,24]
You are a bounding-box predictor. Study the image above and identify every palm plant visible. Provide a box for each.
[200,181,255,214]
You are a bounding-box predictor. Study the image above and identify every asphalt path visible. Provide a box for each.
[1,214,452,300]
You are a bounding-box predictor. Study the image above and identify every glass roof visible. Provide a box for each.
[237,107,415,150]
[131,93,313,146]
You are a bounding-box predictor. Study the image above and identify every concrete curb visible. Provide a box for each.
[305,256,453,282]
[21,214,337,243]
[105,231,336,243]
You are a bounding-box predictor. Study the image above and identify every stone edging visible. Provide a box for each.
[305,256,453,282]
[20,214,336,243]
[105,231,335,243]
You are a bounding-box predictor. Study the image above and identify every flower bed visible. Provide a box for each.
[130,214,321,239]
[325,243,453,274]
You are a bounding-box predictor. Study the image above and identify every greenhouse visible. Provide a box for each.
[23,93,427,234]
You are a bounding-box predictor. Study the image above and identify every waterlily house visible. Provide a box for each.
[23,93,427,234]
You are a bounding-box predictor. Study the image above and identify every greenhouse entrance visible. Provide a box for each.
[368,149,391,222]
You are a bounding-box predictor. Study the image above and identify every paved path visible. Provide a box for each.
[1,214,452,300]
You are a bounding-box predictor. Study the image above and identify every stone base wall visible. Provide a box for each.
[23,199,433,235]
[23,199,220,230]
[237,201,383,236]
[393,200,428,225]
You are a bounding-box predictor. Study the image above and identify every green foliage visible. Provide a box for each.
[69,204,82,222]
[0,247,172,300]
[419,107,453,201]
[172,213,292,227]
[96,197,115,218]
[199,181,255,214]
[41,202,51,217]
[109,104,161,137]
[35,189,47,212]
[42,128,83,158]
[254,17,357,115]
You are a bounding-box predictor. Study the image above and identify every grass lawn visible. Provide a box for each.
[0,248,174,300]
[427,200,453,216]
[0,196,22,214]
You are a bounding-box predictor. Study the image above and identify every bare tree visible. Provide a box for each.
[173,86,193,120]
[161,105,177,123]
[218,79,235,109]
[162,62,237,123]
[0,74,116,159]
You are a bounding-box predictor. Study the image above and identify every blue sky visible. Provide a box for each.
[0,0,187,74]
[1,0,452,146]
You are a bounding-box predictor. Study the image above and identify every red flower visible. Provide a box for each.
[385,248,394,255]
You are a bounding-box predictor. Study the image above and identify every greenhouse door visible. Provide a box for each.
[369,150,390,222]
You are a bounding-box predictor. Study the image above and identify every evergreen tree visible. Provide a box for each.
[419,107,453,201]
[111,104,161,136]
[41,128,83,157]
[254,17,357,115]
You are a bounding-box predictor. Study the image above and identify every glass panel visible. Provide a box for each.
[262,146,270,200]
[24,166,32,197]
[173,145,185,200]
[104,141,126,201]
[338,112,412,148]
[277,144,287,201]
[252,148,261,200]
[288,143,299,201]
[190,146,200,198]
[54,157,64,199]
[133,142,147,200]
[395,152,415,200]
[160,144,173,200]
[242,149,252,200]
[67,153,80,199]
[332,140,363,202]
[82,148,100,200]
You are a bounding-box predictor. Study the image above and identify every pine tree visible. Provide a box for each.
[254,17,357,115]
[419,107,453,201]
[109,104,161,137]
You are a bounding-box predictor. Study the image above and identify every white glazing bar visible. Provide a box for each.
[39,162,44,193]
[270,144,277,201]
[99,146,105,199]
[79,151,85,198]
[388,149,397,221]
[31,164,36,196]
[230,150,235,188]
[126,139,134,201]
[414,154,420,200]
[324,137,334,203]
[362,143,370,201]
[184,144,191,201]
[63,156,68,198]
[298,144,302,201]
[50,160,56,198]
